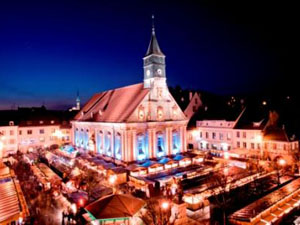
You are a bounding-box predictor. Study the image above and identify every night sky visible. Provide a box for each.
[0,1,297,110]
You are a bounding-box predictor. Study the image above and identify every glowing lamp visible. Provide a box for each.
[224,152,229,159]
[109,174,117,185]
[161,201,169,210]
[278,159,286,166]
[79,198,85,207]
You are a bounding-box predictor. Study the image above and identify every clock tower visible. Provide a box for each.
[143,16,166,89]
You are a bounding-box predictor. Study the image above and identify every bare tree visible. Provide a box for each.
[139,198,175,225]
[81,169,104,202]
[206,171,233,225]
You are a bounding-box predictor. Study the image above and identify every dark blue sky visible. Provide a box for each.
[0,0,297,109]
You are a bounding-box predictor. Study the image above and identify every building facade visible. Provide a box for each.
[72,26,188,163]
[188,109,299,162]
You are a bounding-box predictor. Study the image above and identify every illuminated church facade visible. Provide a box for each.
[71,25,188,163]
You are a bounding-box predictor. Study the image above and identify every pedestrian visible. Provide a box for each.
[62,211,65,225]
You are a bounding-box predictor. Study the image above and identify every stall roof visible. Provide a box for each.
[0,178,20,223]
[85,194,145,220]
[230,178,300,222]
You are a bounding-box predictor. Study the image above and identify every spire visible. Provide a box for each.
[145,15,165,57]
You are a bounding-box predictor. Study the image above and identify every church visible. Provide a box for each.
[71,24,188,163]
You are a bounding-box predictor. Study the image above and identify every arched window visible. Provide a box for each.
[156,131,164,158]
[172,130,180,154]
[137,133,146,161]
[105,132,112,156]
[97,131,103,154]
[115,133,122,160]
[157,106,163,120]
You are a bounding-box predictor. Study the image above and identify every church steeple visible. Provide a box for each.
[145,15,165,57]
[143,15,166,89]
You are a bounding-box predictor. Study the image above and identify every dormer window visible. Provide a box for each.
[9,121,14,126]
[51,120,55,124]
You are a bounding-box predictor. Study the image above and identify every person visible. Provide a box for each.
[62,211,65,225]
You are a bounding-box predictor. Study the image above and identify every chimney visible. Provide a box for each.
[189,92,193,101]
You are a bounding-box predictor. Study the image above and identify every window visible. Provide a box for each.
[105,132,112,156]
[243,132,246,138]
[39,129,44,134]
[212,132,216,139]
[97,131,103,154]
[251,143,255,149]
[138,106,145,120]
[205,132,209,139]
[27,130,32,135]
[172,131,180,154]
[200,132,202,138]
[227,133,231,140]
[236,132,240,138]
[157,106,163,120]
[243,142,247,148]
[19,130,22,135]
[257,143,261,150]
[10,130,14,136]
[115,133,121,160]
[237,142,240,148]
[137,134,146,161]
[273,143,277,150]
[219,133,223,140]
[157,132,164,157]
[9,139,15,144]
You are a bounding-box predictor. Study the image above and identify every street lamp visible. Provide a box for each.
[161,200,169,210]
[278,159,286,166]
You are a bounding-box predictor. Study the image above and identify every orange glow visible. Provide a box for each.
[278,159,286,166]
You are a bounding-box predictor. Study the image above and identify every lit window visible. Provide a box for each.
[157,132,164,157]
[115,133,121,160]
[138,106,145,120]
[157,106,163,120]
[172,131,180,154]
[137,134,146,161]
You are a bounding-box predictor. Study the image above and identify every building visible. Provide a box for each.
[183,92,202,120]
[72,24,188,163]
[188,107,299,162]
[0,107,74,158]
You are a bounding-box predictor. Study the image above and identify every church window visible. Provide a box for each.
[157,106,163,120]
[137,134,146,161]
[105,132,112,156]
[97,131,103,154]
[115,133,121,160]
[172,131,180,154]
[138,106,145,120]
[156,132,164,158]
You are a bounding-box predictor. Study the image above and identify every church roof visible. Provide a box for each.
[145,28,165,57]
[74,83,149,123]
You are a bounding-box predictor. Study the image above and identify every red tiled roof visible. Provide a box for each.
[75,83,149,123]
[85,194,145,220]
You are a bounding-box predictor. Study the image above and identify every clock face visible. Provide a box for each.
[146,70,150,76]
[157,69,162,75]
